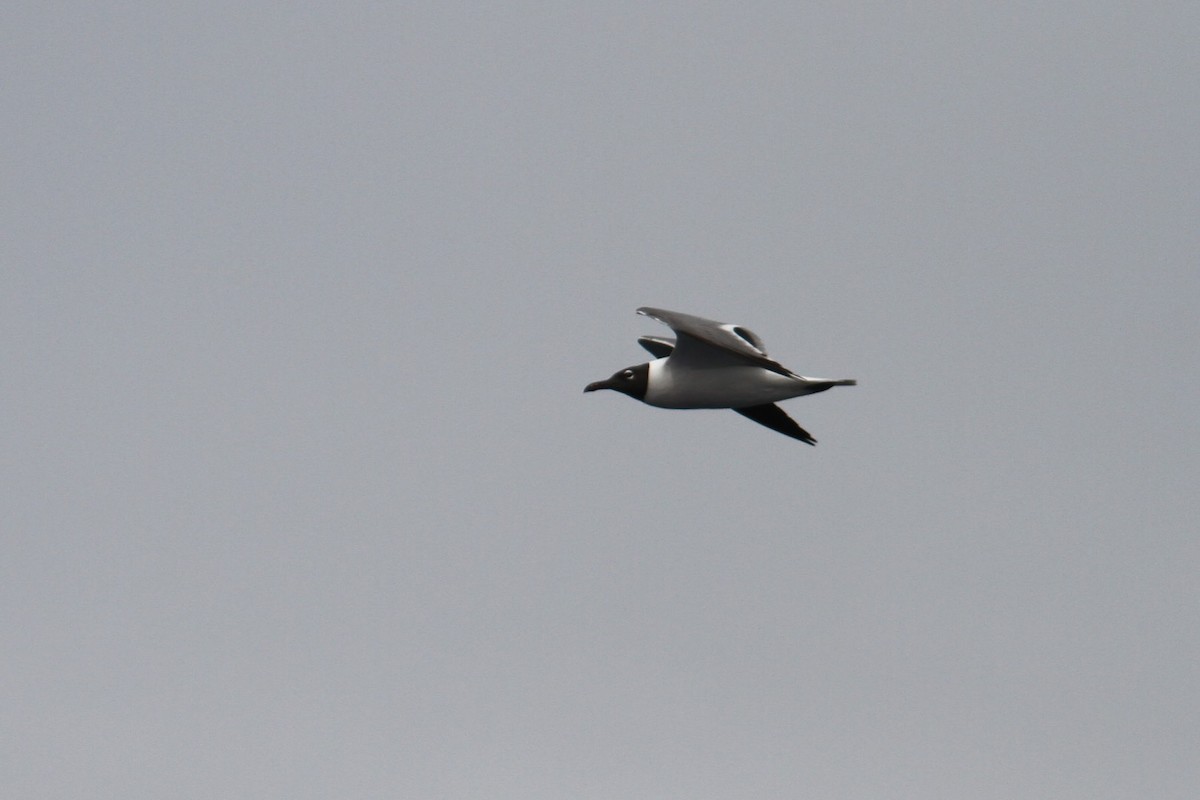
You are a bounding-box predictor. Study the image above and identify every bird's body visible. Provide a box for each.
[642,358,844,409]
[585,307,856,445]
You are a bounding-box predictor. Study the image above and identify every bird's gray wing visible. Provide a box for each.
[637,335,675,358]
[733,404,817,445]
[636,307,797,377]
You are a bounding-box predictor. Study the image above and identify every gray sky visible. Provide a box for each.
[4,3,1198,798]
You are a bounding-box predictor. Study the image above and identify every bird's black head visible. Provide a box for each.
[584,363,649,401]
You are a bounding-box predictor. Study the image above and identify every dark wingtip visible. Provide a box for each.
[733,403,819,444]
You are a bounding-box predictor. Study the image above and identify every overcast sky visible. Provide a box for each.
[4,3,1198,798]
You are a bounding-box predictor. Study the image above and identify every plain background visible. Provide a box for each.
[4,3,1198,798]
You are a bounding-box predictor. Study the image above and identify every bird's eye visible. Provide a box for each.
[622,370,634,379]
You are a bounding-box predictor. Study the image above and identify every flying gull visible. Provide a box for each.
[584,307,856,445]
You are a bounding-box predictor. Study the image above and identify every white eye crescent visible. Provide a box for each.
[622,370,634,379]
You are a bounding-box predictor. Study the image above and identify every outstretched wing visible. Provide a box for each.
[636,307,798,377]
[733,404,817,445]
[637,335,675,359]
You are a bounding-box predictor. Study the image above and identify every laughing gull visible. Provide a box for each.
[585,307,856,445]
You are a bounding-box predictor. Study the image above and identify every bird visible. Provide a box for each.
[584,307,856,445]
